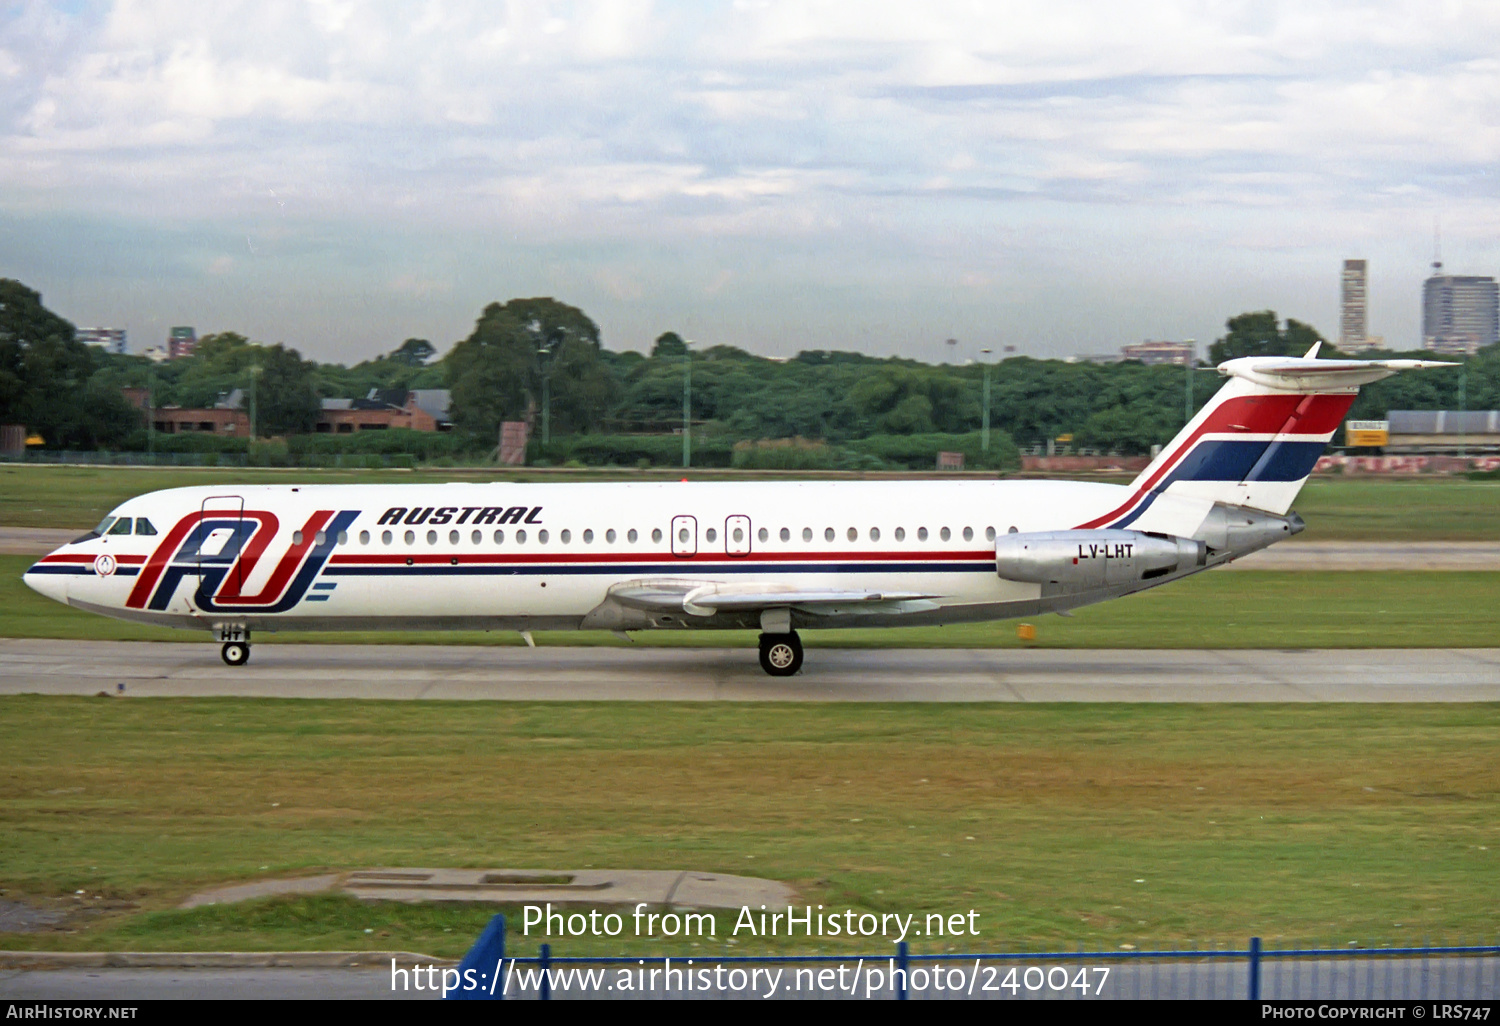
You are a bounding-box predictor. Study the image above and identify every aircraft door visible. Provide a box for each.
[671,515,697,558]
[198,496,247,594]
[725,515,751,557]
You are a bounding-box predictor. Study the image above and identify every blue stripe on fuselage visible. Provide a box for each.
[322,561,991,577]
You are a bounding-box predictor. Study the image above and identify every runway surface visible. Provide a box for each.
[6,525,1500,568]
[1,639,1496,701]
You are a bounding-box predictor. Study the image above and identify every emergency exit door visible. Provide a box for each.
[671,515,697,558]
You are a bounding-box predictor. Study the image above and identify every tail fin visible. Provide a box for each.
[1080,347,1455,526]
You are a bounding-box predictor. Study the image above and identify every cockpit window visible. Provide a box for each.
[134,518,158,536]
[108,518,133,536]
[71,517,113,544]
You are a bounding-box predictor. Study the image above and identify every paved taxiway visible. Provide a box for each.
[1,639,1496,701]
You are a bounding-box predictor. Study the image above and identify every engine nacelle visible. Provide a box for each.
[994,530,1206,589]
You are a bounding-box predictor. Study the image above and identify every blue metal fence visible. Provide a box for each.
[443,916,1500,1000]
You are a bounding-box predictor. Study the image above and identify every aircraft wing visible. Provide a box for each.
[606,579,942,616]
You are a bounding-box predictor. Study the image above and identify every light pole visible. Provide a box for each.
[538,330,563,447]
[682,339,692,469]
[1459,360,1468,457]
[249,363,261,441]
[980,347,992,453]
[1183,339,1196,427]
[146,364,155,461]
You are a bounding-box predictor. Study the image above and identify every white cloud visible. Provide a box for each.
[2,0,1498,358]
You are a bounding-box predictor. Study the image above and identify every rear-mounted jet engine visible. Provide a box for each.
[994,530,1206,589]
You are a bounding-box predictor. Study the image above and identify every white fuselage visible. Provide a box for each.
[25,478,1221,636]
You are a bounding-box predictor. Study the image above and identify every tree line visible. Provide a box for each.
[3,278,1495,460]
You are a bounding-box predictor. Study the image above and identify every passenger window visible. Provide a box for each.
[494,530,505,544]
[449,530,459,545]
[516,530,527,544]
[705,528,717,543]
[560,529,571,544]
[360,530,371,545]
[824,527,835,542]
[779,527,789,542]
[626,529,637,543]
[337,531,348,545]
[404,530,415,545]
[471,530,481,544]
[917,527,928,541]
[134,518,158,536]
[538,529,549,544]
[606,529,616,543]
[963,527,973,542]
[758,527,768,543]
[870,527,880,542]
[108,518,133,535]
[381,530,392,545]
[315,530,326,545]
[426,530,437,544]
[986,526,996,541]
[940,527,951,542]
[895,527,905,541]
[583,529,594,543]
[293,531,305,545]
[651,528,661,544]
[802,527,812,542]
[847,527,857,542]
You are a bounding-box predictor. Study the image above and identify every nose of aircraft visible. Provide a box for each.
[23,551,71,605]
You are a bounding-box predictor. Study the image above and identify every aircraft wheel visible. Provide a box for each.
[221,642,250,667]
[758,631,802,677]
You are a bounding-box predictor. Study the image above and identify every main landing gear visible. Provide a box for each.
[758,631,803,677]
[221,641,250,666]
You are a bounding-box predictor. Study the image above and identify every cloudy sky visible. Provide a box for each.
[3,0,1498,364]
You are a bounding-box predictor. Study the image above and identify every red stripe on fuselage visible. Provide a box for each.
[38,553,147,565]
[326,548,997,566]
[125,510,282,609]
[1072,392,1356,529]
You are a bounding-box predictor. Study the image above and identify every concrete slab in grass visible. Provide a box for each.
[181,868,794,910]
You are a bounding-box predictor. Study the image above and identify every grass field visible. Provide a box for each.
[3,463,1500,539]
[5,555,1497,648]
[0,697,1495,956]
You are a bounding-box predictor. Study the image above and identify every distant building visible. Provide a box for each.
[1120,340,1195,366]
[141,346,170,363]
[314,389,453,434]
[127,387,452,439]
[77,328,128,355]
[168,327,197,360]
[1064,354,1120,365]
[151,408,251,437]
[1339,259,1371,352]
[1422,274,1498,356]
[1386,410,1500,454]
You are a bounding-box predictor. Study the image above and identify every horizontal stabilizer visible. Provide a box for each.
[1219,354,1457,393]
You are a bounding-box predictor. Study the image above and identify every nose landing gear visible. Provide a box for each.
[757,631,803,677]
[216,625,251,667]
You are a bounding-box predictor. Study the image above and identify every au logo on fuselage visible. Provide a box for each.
[126,509,361,614]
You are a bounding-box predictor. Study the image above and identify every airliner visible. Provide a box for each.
[23,346,1448,676]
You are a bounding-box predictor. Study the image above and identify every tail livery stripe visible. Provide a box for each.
[1075,392,1355,529]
